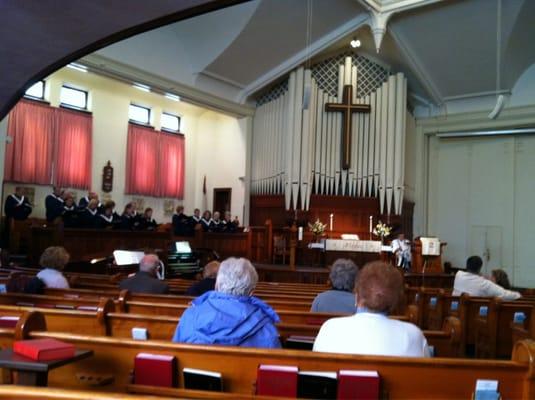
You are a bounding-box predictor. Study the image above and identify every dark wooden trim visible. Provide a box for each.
[59,104,92,115]
[0,0,249,120]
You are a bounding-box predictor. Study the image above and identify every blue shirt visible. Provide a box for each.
[172,291,281,348]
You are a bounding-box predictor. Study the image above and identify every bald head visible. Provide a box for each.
[139,254,160,275]
[203,261,220,279]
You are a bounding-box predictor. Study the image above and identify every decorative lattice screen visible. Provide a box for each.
[256,52,389,106]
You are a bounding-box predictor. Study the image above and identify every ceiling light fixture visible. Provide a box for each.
[67,63,87,73]
[133,83,150,92]
[165,93,180,102]
[350,38,361,48]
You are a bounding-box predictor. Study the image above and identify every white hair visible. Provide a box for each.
[215,257,258,296]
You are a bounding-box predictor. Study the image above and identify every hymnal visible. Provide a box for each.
[256,364,298,397]
[131,327,149,340]
[134,353,177,387]
[0,316,19,328]
[474,379,500,400]
[183,367,223,392]
[297,371,337,399]
[337,370,380,400]
[13,338,75,361]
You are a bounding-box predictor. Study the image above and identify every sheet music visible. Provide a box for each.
[113,250,145,266]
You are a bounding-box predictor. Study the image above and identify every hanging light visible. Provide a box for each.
[350,38,361,48]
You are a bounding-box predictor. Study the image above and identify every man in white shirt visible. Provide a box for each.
[313,261,430,357]
[452,256,521,300]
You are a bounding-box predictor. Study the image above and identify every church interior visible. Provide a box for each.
[1,0,535,399]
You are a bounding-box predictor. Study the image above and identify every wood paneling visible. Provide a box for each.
[250,195,414,239]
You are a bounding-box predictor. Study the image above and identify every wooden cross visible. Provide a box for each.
[325,85,370,170]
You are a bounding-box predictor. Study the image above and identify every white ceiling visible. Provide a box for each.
[90,0,535,112]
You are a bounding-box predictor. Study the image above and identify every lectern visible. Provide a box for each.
[412,238,447,274]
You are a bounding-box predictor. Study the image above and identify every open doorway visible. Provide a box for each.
[213,188,232,215]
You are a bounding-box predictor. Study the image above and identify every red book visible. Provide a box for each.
[134,353,177,387]
[337,370,380,400]
[256,364,298,397]
[13,339,75,361]
[0,316,19,328]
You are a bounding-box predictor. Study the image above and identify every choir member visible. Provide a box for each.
[172,206,191,236]
[96,202,119,229]
[200,210,212,232]
[191,208,201,225]
[221,211,238,233]
[210,211,222,232]
[78,199,99,228]
[139,208,158,230]
[4,187,32,221]
[62,195,79,228]
[78,191,101,211]
[119,203,137,230]
[45,187,64,222]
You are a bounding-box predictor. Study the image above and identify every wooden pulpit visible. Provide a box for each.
[412,239,447,274]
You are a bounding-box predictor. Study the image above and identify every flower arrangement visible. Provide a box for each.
[372,221,392,241]
[308,219,327,236]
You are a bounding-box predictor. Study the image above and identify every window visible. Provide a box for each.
[161,112,181,132]
[24,81,45,100]
[129,104,151,125]
[60,85,88,110]
[126,123,185,198]
[5,100,92,189]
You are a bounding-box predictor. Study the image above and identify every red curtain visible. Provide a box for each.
[159,132,185,198]
[125,124,185,198]
[4,100,55,184]
[54,108,92,189]
[125,123,160,196]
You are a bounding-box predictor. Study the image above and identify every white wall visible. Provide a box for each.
[414,103,535,287]
[2,67,247,223]
[193,111,247,220]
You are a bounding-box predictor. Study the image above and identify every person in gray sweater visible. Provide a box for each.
[119,254,169,294]
[311,258,358,314]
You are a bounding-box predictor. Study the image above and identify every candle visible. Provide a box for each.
[329,214,334,231]
[369,216,373,233]
[298,227,303,241]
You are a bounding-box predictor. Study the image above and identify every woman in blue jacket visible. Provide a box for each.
[172,257,281,348]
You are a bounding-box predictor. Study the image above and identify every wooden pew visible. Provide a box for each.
[13,320,535,399]
[474,298,534,359]
[0,385,173,400]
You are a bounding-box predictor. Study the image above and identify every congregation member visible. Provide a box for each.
[4,187,32,221]
[185,261,220,296]
[96,202,119,229]
[35,246,70,289]
[78,199,99,228]
[172,206,191,236]
[452,256,521,300]
[491,269,512,290]
[200,210,212,232]
[61,195,79,228]
[139,207,158,230]
[311,258,358,314]
[313,261,430,357]
[119,254,169,294]
[45,186,64,222]
[173,257,281,348]
[391,233,411,270]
